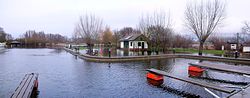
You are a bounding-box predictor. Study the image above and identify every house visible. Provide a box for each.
[10,41,21,48]
[242,44,250,53]
[226,41,242,51]
[0,42,6,49]
[120,34,148,50]
[228,42,237,50]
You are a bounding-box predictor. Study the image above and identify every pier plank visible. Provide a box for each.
[17,75,34,98]
[147,68,235,93]
[11,73,38,98]
[189,62,250,75]
[22,75,36,98]
[229,84,250,98]
[12,75,30,98]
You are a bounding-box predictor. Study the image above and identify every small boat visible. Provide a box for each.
[146,72,164,86]
[188,66,204,77]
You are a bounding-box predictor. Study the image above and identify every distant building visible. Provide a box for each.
[242,44,250,53]
[119,34,148,50]
[0,42,6,49]
[10,41,21,48]
[227,41,241,51]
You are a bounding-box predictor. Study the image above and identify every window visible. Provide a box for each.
[138,42,141,46]
[130,42,132,46]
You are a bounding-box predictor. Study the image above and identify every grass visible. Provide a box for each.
[79,46,87,50]
[172,48,225,55]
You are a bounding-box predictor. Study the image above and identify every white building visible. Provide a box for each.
[243,44,250,53]
[120,34,148,50]
[0,42,6,49]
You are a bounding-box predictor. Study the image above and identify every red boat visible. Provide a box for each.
[188,66,204,77]
[146,72,164,86]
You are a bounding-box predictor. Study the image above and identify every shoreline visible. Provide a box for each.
[64,47,250,64]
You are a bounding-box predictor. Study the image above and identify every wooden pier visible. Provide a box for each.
[11,73,39,98]
[147,68,235,93]
[229,84,250,98]
[189,62,250,75]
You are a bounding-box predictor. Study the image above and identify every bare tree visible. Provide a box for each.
[0,27,7,42]
[208,36,226,50]
[241,21,250,44]
[138,11,173,54]
[185,0,226,55]
[74,14,103,54]
[102,27,113,44]
[173,34,193,48]
[242,21,250,33]
[118,27,141,38]
[112,30,122,48]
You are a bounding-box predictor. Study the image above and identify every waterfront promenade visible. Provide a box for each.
[64,48,250,64]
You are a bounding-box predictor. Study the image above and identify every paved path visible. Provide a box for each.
[64,48,250,65]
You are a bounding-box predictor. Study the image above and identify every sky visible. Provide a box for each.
[1,0,250,38]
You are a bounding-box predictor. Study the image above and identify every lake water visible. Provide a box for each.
[0,48,249,98]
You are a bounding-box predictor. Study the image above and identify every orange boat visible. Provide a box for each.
[146,72,163,86]
[188,66,204,77]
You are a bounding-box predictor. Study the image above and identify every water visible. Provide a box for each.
[0,48,249,98]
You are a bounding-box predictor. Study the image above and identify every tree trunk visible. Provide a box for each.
[198,42,204,56]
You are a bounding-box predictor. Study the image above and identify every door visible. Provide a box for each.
[124,41,129,48]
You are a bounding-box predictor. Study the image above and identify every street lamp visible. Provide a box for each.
[108,41,111,58]
[235,33,240,58]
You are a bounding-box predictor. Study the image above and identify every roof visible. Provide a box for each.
[11,41,21,44]
[120,34,146,41]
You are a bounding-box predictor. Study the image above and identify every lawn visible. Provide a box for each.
[172,48,225,55]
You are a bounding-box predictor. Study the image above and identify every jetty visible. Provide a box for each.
[11,73,39,98]
[147,68,250,97]
[189,62,250,75]
[147,68,235,93]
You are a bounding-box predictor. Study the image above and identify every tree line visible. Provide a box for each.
[0,27,68,48]
[0,27,13,43]
[16,30,68,47]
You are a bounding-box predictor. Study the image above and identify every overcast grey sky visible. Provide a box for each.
[1,0,250,38]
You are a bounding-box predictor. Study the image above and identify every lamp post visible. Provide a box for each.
[108,41,111,58]
[235,33,240,58]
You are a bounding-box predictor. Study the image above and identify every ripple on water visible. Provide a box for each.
[1,48,250,97]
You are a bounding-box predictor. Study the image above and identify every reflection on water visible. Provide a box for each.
[79,48,164,57]
[0,48,249,97]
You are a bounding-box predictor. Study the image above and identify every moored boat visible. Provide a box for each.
[146,72,164,86]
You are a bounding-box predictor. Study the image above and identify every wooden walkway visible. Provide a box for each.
[11,73,38,98]
[189,62,250,75]
[229,84,250,98]
[147,68,235,93]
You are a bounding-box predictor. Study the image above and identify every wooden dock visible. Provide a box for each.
[11,73,39,98]
[229,84,250,98]
[189,62,250,75]
[147,68,235,94]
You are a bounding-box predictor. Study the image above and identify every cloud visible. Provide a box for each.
[0,0,250,38]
